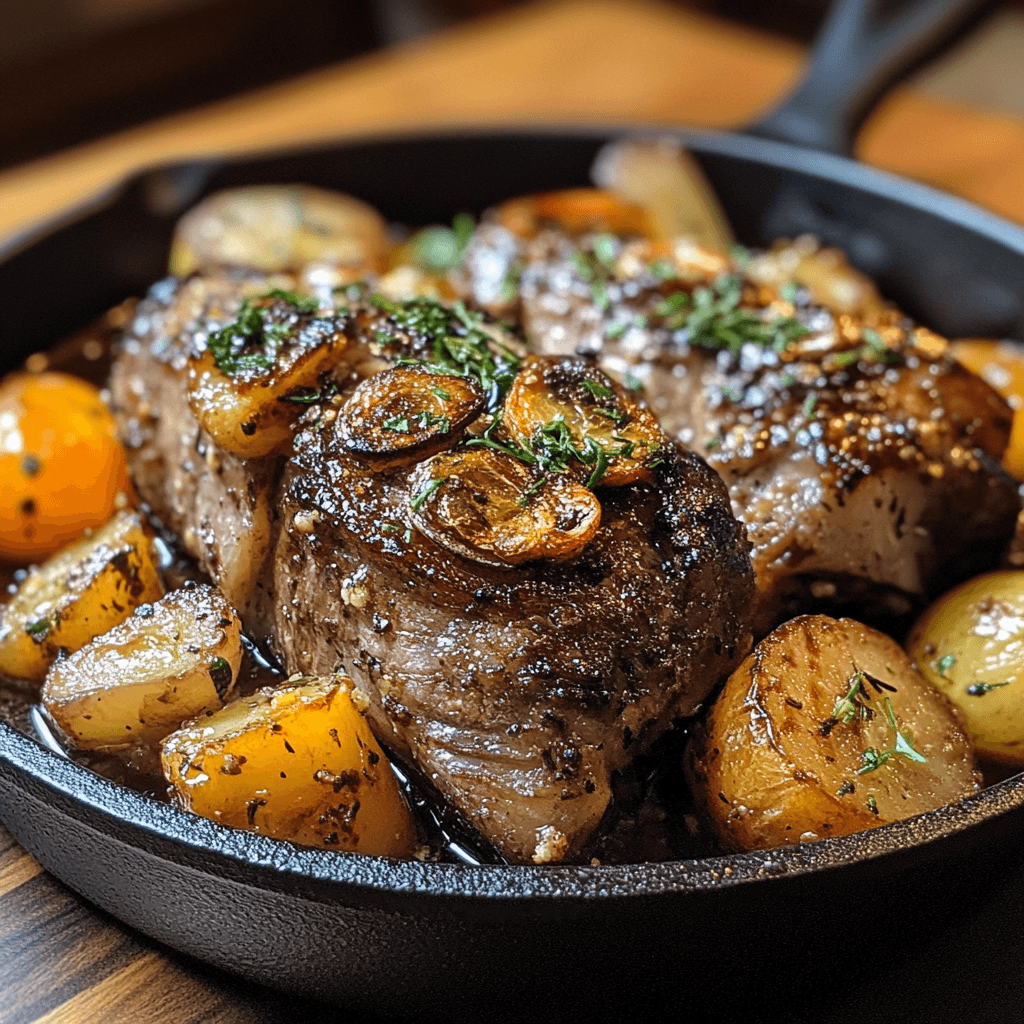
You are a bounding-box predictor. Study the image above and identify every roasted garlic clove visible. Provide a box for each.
[42,583,241,751]
[187,295,349,459]
[407,448,601,568]
[335,366,485,464]
[503,356,664,487]
[170,185,390,276]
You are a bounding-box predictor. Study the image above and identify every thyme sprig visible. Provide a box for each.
[856,698,926,774]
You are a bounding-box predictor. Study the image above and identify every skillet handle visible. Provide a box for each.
[746,0,995,156]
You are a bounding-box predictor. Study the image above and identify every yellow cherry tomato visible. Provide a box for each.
[951,338,1024,480]
[0,372,131,562]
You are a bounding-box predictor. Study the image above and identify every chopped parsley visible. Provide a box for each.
[25,617,52,641]
[379,296,521,401]
[966,682,1009,696]
[581,378,614,400]
[936,654,957,677]
[207,289,317,375]
[683,275,809,354]
[410,476,449,512]
[384,411,451,434]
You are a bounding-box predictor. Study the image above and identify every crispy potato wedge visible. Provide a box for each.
[41,583,241,750]
[170,184,390,276]
[0,510,164,682]
[408,447,601,568]
[161,675,418,858]
[907,571,1024,766]
[686,615,979,852]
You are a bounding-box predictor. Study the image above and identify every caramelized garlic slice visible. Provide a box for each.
[335,366,485,465]
[408,448,600,568]
[504,356,664,487]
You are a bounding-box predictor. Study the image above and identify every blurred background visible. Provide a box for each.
[3,0,1023,172]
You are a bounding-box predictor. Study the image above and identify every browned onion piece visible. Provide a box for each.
[407,448,601,568]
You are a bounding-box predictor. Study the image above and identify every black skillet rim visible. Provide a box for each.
[2,122,1024,906]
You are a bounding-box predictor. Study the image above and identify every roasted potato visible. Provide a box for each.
[686,615,980,852]
[907,571,1024,766]
[0,510,164,682]
[170,184,390,276]
[41,583,241,750]
[161,676,418,858]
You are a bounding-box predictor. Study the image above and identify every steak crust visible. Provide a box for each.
[273,430,753,863]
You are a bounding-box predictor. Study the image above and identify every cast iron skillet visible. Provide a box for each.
[2,0,1024,1019]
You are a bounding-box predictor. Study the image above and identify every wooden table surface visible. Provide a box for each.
[3,1,1024,1021]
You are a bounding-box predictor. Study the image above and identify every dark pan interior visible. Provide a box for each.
[3,126,1024,1019]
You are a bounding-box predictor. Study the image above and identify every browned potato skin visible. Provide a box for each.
[161,676,418,858]
[0,510,164,682]
[42,583,241,751]
[686,615,980,852]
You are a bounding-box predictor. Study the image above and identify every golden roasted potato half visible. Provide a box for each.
[42,583,241,750]
[686,615,980,852]
[170,184,390,276]
[907,571,1024,766]
[503,356,664,487]
[161,675,418,858]
[0,510,164,682]
[187,292,349,459]
[408,447,601,568]
[336,366,485,465]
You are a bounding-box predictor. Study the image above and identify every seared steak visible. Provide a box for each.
[454,223,1019,631]
[111,277,753,863]
[272,427,752,864]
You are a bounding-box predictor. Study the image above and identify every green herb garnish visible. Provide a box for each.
[685,275,809,354]
[208,289,319,376]
[382,415,411,433]
[581,378,615,400]
[25,617,52,640]
[856,698,926,774]
[936,654,957,677]
[966,682,1009,696]
[378,296,521,401]
[410,476,449,512]
[407,212,476,272]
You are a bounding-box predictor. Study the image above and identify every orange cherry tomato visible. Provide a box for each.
[0,372,132,562]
